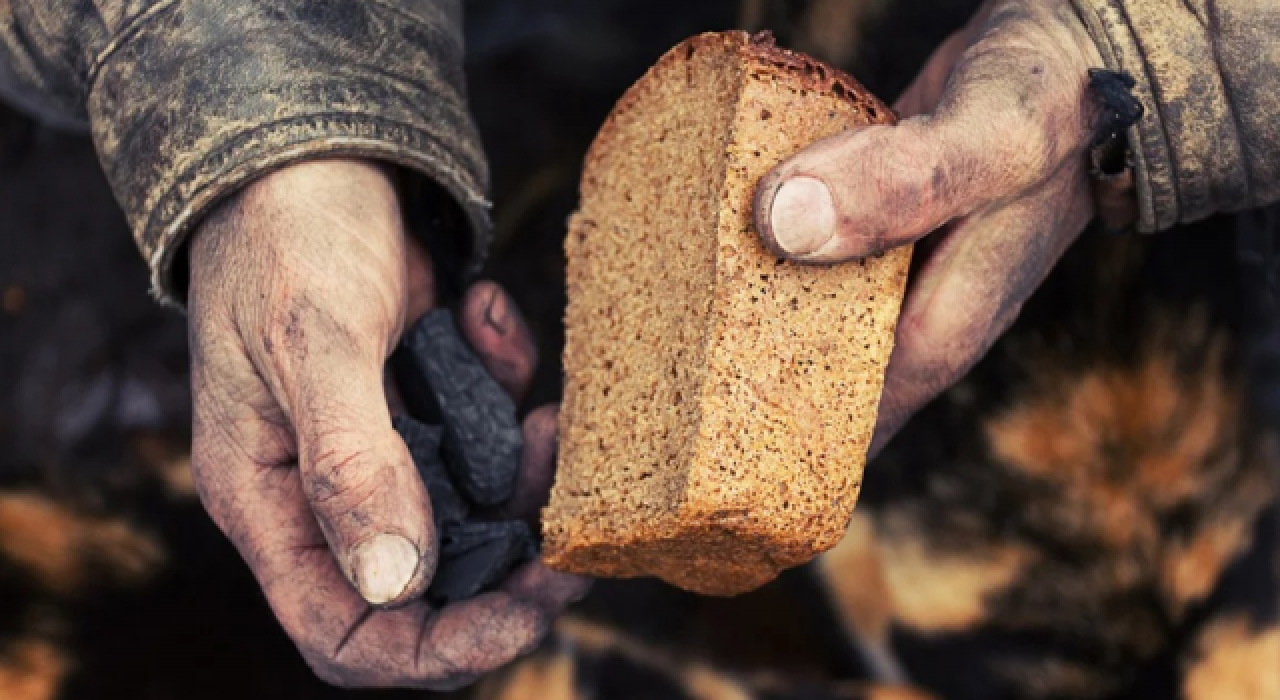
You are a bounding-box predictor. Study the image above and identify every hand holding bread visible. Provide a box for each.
[754,0,1108,455]
[545,31,910,595]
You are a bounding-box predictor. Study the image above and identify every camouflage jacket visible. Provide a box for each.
[1,0,1277,304]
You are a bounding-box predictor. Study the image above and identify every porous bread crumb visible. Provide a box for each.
[544,30,911,595]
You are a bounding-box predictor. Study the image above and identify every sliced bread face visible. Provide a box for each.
[544,31,911,596]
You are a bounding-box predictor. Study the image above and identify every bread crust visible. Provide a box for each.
[545,30,909,595]
[582,31,893,192]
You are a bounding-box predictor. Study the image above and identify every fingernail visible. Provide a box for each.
[350,533,420,605]
[770,176,836,255]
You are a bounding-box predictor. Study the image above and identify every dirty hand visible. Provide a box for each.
[754,0,1105,454]
[187,158,587,689]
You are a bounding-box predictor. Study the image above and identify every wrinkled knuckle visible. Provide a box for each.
[877,127,938,182]
[973,114,1053,188]
[447,602,545,672]
[867,129,946,233]
[299,642,388,690]
[303,438,381,508]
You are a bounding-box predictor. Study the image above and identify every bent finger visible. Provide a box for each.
[458,281,539,404]
[754,8,1097,264]
[500,559,591,613]
[869,173,1091,456]
[491,404,560,523]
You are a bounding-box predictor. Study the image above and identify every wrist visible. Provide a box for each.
[193,157,404,264]
[189,158,409,344]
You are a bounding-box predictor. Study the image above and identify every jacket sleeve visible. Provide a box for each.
[0,0,489,305]
[1070,0,1280,232]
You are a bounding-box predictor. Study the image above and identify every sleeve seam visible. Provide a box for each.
[1070,0,1159,231]
[1110,0,1182,229]
[142,113,493,308]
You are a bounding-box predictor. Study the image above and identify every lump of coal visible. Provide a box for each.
[392,311,540,605]
[394,414,469,529]
[427,520,538,606]
[399,310,523,506]
[396,415,534,604]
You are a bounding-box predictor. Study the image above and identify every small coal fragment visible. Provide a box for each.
[393,413,444,457]
[393,414,469,529]
[427,520,537,605]
[400,310,523,506]
[439,520,537,558]
[390,344,444,425]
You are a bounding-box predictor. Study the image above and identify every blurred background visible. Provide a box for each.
[1,1,1275,699]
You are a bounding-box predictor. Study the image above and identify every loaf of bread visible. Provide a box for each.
[543,31,911,595]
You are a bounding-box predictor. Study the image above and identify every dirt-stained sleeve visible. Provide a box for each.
[0,0,489,305]
[1070,0,1280,232]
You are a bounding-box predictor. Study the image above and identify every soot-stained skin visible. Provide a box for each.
[399,310,524,506]
[393,404,535,607]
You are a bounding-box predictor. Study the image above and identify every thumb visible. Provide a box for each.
[196,157,435,609]
[754,103,1050,264]
[277,310,436,607]
[754,21,1093,263]
[753,117,994,263]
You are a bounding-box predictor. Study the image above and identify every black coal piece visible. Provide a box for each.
[427,520,538,606]
[393,414,469,529]
[398,310,523,506]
